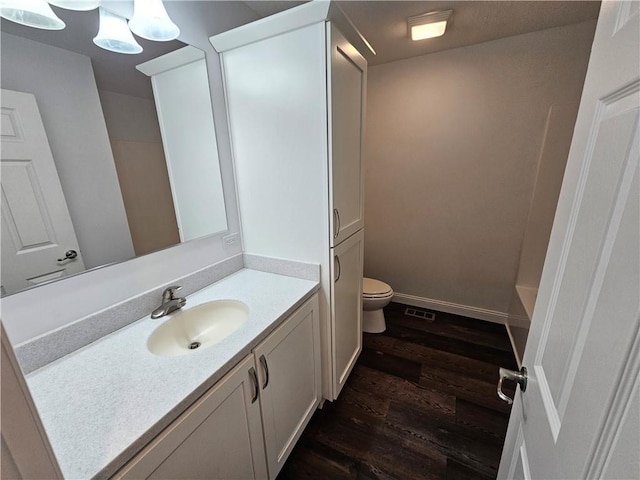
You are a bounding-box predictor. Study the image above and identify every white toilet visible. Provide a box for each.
[362,277,394,333]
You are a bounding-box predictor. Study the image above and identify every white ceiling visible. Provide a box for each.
[243,0,601,65]
[1,1,601,99]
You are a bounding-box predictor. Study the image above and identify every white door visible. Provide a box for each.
[115,355,268,480]
[498,2,639,479]
[1,89,85,295]
[330,229,364,398]
[328,23,366,247]
[254,295,321,479]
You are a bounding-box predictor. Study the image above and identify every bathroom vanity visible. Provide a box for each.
[1,2,371,478]
[24,266,320,479]
[116,293,320,480]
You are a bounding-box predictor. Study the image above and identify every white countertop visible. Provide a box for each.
[26,268,319,479]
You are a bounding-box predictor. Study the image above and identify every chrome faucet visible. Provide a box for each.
[151,286,186,319]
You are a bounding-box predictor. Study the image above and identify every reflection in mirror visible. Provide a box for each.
[137,46,227,243]
[0,5,228,297]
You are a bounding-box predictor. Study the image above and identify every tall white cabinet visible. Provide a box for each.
[136,46,228,242]
[210,2,371,400]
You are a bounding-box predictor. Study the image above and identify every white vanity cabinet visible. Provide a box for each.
[115,295,320,480]
[254,295,321,478]
[114,355,267,480]
[211,2,370,401]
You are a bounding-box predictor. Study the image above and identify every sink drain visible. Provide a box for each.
[188,341,201,350]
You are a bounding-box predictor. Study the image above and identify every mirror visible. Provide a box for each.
[0,5,228,297]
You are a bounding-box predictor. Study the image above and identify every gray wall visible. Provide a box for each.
[1,33,135,269]
[364,21,597,317]
[99,89,180,256]
[1,437,21,480]
[98,90,163,143]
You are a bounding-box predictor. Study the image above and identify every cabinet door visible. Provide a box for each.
[115,355,267,480]
[330,230,364,398]
[328,23,367,247]
[254,295,321,479]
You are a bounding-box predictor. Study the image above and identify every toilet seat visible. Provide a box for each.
[363,291,393,299]
[363,278,392,297]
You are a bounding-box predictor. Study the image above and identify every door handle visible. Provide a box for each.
[57,249,78,262]
[259,355,269,389]
[333,208,341,239]
[497,366,527,405]
[249,367,259,403]
[334,255,341,283]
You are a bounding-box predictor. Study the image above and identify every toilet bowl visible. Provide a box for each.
[362,277,393,333]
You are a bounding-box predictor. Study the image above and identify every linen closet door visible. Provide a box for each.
[328,23,366,247]
[330,230,364,397]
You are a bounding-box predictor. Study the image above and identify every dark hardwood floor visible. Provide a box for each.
[277,302,518,480]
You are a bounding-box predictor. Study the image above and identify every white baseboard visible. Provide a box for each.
[392,292,508,325]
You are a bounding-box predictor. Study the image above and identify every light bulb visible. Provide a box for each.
[93,7,142,54]
[0,0,65,30]
[411,21,448,41]
[128,0,179,42]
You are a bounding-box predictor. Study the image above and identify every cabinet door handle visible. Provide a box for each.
[249,367,259,403]
[259,355,269,389]
[333,209,341,239]
[334,255,341,283]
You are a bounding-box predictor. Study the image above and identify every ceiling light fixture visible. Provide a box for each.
[407,10,453,41]
[0,0,65,30]
[1,0,180,54]
[128,0,180,41]
[48,0,101,11]
[93,7,143,54]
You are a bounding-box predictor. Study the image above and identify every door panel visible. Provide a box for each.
[330,230,364,397]
[116,355,267,480]
[148,385,256,480]
[1,160,56,247]
[254,295,320,479]
[498,2,640,478]
[599,377,639,480]
[1,90,84,295]
[576,164,638,477]
[504,424,532,480]
[328,23,366,246]
[537,104,638,432]
[512,429,531,480]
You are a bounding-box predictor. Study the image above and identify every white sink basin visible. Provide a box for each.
[147,300,249,357]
